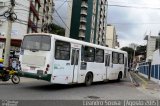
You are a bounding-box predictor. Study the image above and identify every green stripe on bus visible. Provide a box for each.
[20,72,52,82]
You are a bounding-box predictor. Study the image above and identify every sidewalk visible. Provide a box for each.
[130,71,160,99]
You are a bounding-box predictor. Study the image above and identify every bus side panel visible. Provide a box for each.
[107,52,126,80]
[87,63,106,82]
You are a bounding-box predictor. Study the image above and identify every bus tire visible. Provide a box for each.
[117,72,122,82]
[85,72,93,86]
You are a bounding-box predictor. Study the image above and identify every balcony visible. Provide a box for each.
[80,17,87,23]
[81,2,88,9]
[79,34,85,38]
[101,6,104,10]
[80,10,87,16]
[79,25,86,31]
[79,31,85,38]
[30,2,39,20]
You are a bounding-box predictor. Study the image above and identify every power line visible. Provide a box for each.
[109,23,160,25]
[61,0,160,10]
[56,0,67,11]
[108,4,160,10]
[54,9,70,30]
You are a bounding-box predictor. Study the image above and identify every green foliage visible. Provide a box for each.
[49,23,65,36]
[121,45,147,63]
[121,47,134,62]
[136,45,146,55]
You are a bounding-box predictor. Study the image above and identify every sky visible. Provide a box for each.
[54,0,160,48]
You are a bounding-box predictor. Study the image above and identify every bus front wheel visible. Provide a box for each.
[85,73,93,86]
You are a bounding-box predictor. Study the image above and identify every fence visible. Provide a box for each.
[138,62,160,82]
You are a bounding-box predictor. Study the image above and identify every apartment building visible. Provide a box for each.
[65,0,108,45]
[39,0,54,32]
[105,25,119,48]
[0,0,54,48]
[144,35,160,61]
[0,0,30,45]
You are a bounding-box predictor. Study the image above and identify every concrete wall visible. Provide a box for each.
[138,49,160,85]
[152,49,160,65]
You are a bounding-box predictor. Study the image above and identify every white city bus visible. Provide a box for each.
[19,33,128,86]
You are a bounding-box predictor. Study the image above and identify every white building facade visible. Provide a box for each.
[144,35,159,61]
[105,25,118,48]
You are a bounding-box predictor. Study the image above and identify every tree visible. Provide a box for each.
[121,45,147,65]
[121,47,134,64]
[135,45,146,60]
[48,23,65,36]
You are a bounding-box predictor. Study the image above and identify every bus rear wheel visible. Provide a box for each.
[85,73,93,86]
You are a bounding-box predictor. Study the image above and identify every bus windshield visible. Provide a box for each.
[21,35,51,51]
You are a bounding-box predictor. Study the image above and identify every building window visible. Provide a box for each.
[55,40,70,60]
[95,49,104,63]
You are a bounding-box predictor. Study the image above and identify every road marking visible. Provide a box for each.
[133,72,148,89]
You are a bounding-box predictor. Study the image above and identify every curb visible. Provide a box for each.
[133,72,148,89]
[129,72,140,87]
[129,72,149,88]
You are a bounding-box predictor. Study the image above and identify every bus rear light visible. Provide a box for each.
[44,71,47,74]
[45,64,50,71]
[47,64,50,68]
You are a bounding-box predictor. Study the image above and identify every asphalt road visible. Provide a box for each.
[0,75,157,101]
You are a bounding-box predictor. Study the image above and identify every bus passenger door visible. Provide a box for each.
[124,57,128,78]
[105,54,110,79]
[71,48,80,83]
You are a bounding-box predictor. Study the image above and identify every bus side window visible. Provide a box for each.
[84,46,95,62]
[112,52,118,64]
[119,53,124,64]
[95,49,104,63]
[55,40,70,60]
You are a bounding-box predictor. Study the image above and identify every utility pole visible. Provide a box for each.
[132,45,137,70]
[3,0,15,67]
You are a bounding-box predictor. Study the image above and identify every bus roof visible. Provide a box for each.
[24,33,127,54]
